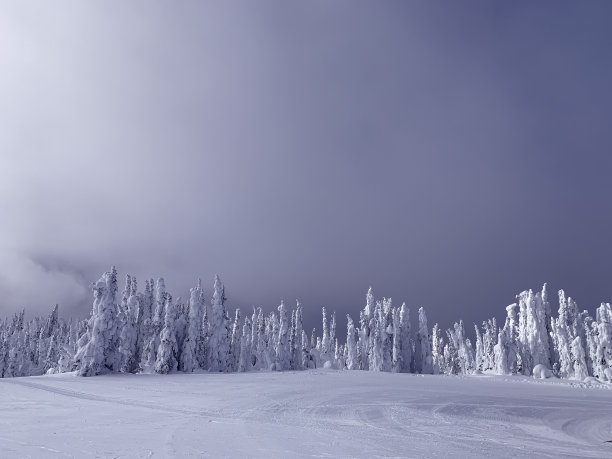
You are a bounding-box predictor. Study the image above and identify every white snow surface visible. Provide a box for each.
[1,371,611,458]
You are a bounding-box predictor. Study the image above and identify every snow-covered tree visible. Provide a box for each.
[237,317,252,372]
[552,290,576,378]
[321,307,330,356]
[181,279,205,373]
[517,287,551,373]
[443,332,460,375]
[391,308,401,372]
[155,293,178,374]
[494,305,519,375]
[594,303,612,380]
[153,278,166,328]
[174,298,188,363]
[399,303,412,372]
[290,302,304,370]
[119,275,140,373]
[346,314,358,370]
[252,307,265,370]
[6,311,27,377]
[357,288,375,369]
[416,307,433,374]
[137,280,156,372]
[37,305,59,372]
[74,267,121,377]
[431,323,444,374]
[570,336,588,380]
[330,311,337,360]
[266,312,279,368]
[380,299,394,372]
[482,318,497,372]
[368,301,386,372]
[208,275,231,372]
[229,308,242,372]
[275,301,291,371]
[474,324,484,372]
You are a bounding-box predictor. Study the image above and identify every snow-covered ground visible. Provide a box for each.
[1,371,611,458]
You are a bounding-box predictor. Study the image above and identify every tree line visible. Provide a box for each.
[0,267,611,381]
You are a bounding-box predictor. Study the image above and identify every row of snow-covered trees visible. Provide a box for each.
[489,286,612,380]
[1,267,611,381]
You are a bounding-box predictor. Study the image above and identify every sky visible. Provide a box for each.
[1,1,611,336]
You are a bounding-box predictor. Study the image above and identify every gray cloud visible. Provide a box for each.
[1,1,611,334]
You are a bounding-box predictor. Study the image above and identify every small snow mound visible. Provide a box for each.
[604,368,612,382]
[532,364,553,379]
[323,361,333,369]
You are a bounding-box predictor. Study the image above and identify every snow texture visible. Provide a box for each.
[0,370,611,458]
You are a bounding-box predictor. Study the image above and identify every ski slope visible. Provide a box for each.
[1,371,611,458]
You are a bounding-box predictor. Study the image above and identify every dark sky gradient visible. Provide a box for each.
[1,1,611,336]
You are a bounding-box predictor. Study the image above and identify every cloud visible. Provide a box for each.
[0,250,89,317]
[0,2,611,335]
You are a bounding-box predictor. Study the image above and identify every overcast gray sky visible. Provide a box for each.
[1,1,611,335]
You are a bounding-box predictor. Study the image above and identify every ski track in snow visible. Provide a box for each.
[0,371,611,458]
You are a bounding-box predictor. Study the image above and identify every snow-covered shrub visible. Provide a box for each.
[532,364,554,379]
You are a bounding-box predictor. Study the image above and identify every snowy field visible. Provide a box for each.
[1,371,611,458]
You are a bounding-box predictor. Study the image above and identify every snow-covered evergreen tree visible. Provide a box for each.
[391,307,401,372]
[330,311,337,357]
[431,323,444,374]
[208,275,231,372]
[494,305,519,375]
[443,332,460,375]
[275,301,291,371]
[474,324,484,372]
[552,290,576,378]
[416,307,433,374]
[517,286,551,373]
[137,280,156,372]
[380,299,393,372]
[6,311,27,377]
[74,267,121,377]
[290,302,304,370]
[37,304,59,373]
[229,308,242,372]
[399,303,412,372]
[464,338,475,374]
[594,303,612,380]
[321,307,330,357]
[174,297,188,364]
[238,316,252,372]
[266,312,279,368]
[494,325,511,375]
[119,276,140,373]
[155,293,178,374]
[358,288,375,369]
[252,307,265,370]
[181,279,205,373]
[570,336,588,380]
[139,278,167,372]
[368,301,385,372]
[198,289,209,370]
[346,314,358,370]
[482,318,497,372]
